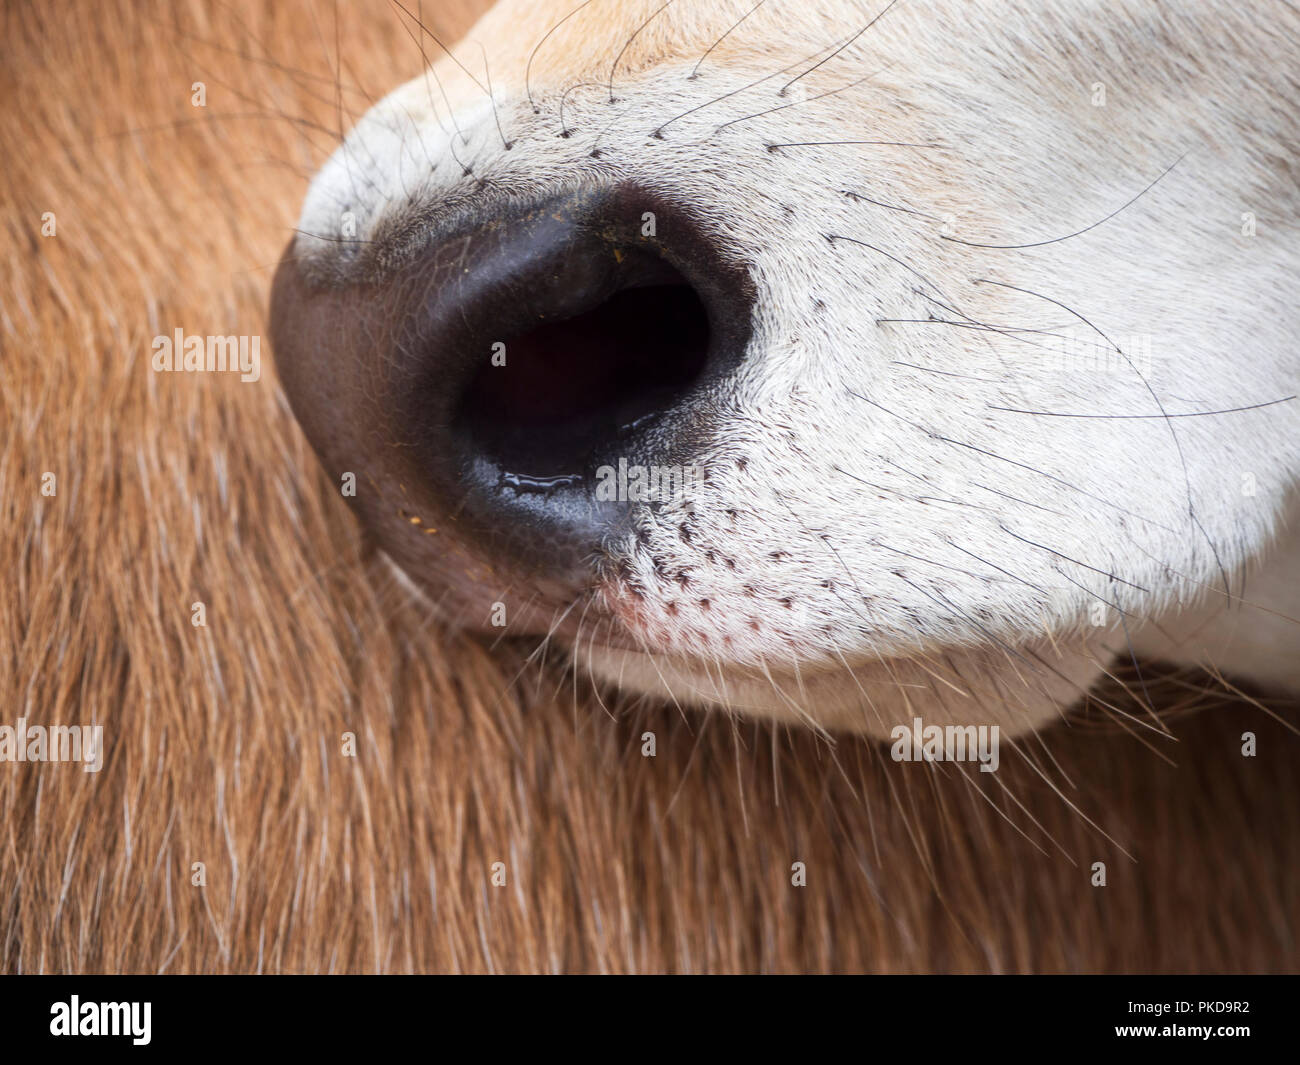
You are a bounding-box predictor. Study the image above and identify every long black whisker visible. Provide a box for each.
[388,0,488,94]
[715,62,893,133]
[941,154,1185,249]
[690,0,768,79]
[397,4,475,175]
[652,35,847,138]
[474,40,513,149]
[843,188,938,219]
[988,396,1296,419]
[975,277,1233,598]
[847,389,1176,532]
[768,139,939,150]
[608,0,676,103]
[558,81,603,136]
[997,525,1148,592]
[780,0,903,95]
[526,0,601,113]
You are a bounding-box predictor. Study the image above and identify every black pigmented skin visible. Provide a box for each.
[270,184,756,629]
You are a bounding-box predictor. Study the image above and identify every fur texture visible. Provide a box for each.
[3,0,1298,973]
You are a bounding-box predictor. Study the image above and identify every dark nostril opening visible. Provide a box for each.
[271,184,756,592]
[455,272,710,478]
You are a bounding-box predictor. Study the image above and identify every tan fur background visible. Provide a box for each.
[2,0,1297,973]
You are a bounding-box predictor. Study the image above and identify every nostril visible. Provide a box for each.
[271,183,755,592]
[455,270,710,478]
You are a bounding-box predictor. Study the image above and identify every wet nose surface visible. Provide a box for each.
[270,185,755,609]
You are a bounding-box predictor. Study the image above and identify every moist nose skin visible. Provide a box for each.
[270,185,755,617]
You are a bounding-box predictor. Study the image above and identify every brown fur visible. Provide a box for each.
[2,0,1297,973]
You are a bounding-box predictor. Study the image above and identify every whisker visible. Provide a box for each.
[975,276,1233,598]
[767,139,940,151]
[941,154,1185,250]
[391,1,473,174]
[845,389,1175,532]
[473,40,513,150]
[714,62,894,133]
[557,81,604,137]
[996,525,1148,592]
[690,0,769,79]
[525,0,601,113]
[843,188,938,220]
[779,0,903,96]
[651,35,847,138]
[388,0,488,94]
[607,0,677,103]
[988,396,1296,419]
